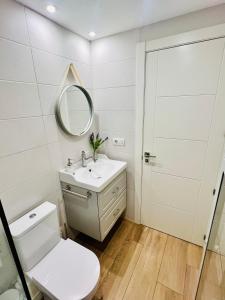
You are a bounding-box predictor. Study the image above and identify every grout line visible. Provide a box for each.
[91,56,136,66]
[24,8,51,146]
[93,84,136,90]
[0,36,90,67]
[0,140,58,160]
[94,109,135,112]
[0,115,44,121]
[0,79,35,84]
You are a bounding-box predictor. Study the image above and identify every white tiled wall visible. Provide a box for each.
[91,30,139,220]
[1,0,225,228]
[0,0,93,224]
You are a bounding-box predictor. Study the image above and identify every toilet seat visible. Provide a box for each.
[27,239,100,300]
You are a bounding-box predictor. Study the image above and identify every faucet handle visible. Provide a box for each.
[67,158,73,166]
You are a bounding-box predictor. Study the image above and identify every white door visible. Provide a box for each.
[141,38,225,245]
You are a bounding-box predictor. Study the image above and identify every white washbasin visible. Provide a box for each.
[59,155,127,192]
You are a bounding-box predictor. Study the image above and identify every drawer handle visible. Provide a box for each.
[112,187,120,195]
[62,188,91,200]
[113,208,120,217]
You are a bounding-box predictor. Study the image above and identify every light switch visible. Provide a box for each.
[113,138,125,146]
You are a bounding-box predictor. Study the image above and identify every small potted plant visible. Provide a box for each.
[89,132,108,161]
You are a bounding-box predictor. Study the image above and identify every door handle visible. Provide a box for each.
[144,152,156,158]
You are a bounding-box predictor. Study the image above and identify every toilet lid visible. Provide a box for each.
[28,239,100,300]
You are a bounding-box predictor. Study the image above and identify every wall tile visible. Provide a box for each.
[0,0,29,45]
[91,29,139,64]
[47,142,63,171]
[58,130,92,163]
[96,110,134,133]
[0,146,51,193]
[101,130,134,156]
[75,61,92,89]
[1,171,59,222]
[38,84,59,115]
[26,8,90,64]
[93,86,135,111]
[32,48,70,85]
[0,117,46,157]
[0,38,35,82]
[0,81,41,119]
[93,58,135,88]
[43,115,59,143]
[101,147,134,190]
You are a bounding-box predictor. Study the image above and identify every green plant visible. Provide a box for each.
[89,133,108,160]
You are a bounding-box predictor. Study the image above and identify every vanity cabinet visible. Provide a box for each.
[61,171,126,241]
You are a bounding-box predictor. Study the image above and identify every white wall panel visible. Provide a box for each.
[0,39,35,82]
[38,84,59,115]
[0,117,46,157]
[0,0,29,44]
[91,30,139,64]
[0,146,51,193]
[32,49,69,85]
[93,59,135,88]
[26,8,90,64]
[0,81,41,119]
[93,86,135,111]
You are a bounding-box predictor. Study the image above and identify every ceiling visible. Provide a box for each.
[17,0,225,40]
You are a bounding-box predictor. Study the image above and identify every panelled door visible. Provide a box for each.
[141,38,225,245]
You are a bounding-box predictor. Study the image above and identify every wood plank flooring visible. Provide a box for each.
[196,250,225,299]
[76,219,203,300]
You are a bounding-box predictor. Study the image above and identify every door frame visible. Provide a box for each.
[135,23,225,224]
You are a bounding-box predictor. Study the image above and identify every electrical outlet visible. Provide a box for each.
[113,138,125,146]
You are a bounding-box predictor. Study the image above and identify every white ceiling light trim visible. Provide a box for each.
[46,4,56,13]
[89,31,96,38]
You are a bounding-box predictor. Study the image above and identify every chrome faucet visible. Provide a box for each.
[81,151,92,167]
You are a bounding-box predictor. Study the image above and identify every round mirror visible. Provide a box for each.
[56,84,94,136]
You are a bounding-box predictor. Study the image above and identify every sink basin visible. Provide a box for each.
[59,155,127,192]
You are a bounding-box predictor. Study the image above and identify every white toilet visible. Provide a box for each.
[0,289,20,300]
[9,202,100,300]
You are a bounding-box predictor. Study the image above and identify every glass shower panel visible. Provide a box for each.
[196,173,225,299]
[0,201,31,299]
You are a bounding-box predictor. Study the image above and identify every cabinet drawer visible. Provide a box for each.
[98,171,126,217]
[100,189,126,241]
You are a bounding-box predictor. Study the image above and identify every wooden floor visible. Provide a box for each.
[196,250,225,299]
[76,219,203,300]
